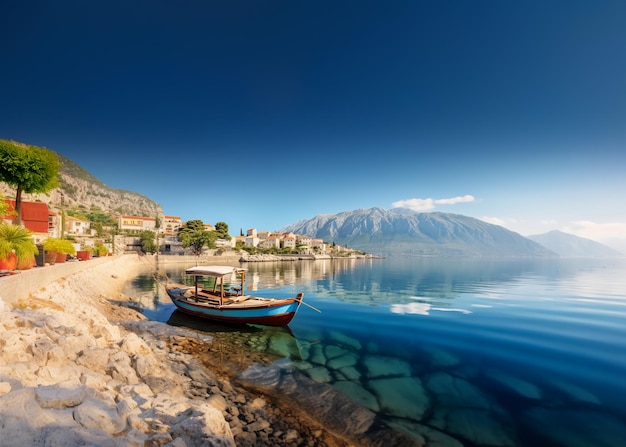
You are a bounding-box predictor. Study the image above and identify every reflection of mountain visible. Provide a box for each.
[300,257,614,307]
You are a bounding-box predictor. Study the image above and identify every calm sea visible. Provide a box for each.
[124,256,626,447]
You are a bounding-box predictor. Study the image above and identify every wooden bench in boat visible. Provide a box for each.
[183,288,250,305]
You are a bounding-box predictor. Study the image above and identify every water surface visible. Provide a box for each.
[124,256,626,447]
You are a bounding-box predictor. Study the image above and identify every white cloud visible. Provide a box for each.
[392,195,475,212]
[480,216,509,227]
[435,195,475,205]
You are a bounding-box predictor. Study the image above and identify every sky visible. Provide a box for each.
[1,1,625,251]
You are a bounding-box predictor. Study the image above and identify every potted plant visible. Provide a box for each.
[0,223,39,271]
[76,246,91,261]
[91,241,109,257]
[43,237,76,264]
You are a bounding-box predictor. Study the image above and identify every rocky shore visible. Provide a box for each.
[0,255,418,447]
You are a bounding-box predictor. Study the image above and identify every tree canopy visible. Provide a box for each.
[214,221,231,240]
[139,230,157,254]
[178,219,215,256]
[0,139,60,225]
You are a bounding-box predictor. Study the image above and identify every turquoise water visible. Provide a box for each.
[125,257,626,446]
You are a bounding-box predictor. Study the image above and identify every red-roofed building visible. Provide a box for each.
[2,200,51,242]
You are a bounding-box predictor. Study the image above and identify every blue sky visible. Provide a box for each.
[1,1,625,250]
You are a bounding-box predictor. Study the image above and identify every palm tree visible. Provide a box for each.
[0,223,39,270]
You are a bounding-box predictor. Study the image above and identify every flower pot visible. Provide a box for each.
[44,251,57,265]
[76,250,91,261]
[18,255,36,270]
[55,252,68,263]
[0,253,17,271]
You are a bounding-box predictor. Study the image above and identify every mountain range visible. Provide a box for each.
[281,207,623,258]
[528,230,623,258]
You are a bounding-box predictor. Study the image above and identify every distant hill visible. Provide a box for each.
[528,230,623,258]
[0,151,162,218]
[281,207,556,258]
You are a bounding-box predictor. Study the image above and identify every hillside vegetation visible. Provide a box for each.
[1,151,162,218]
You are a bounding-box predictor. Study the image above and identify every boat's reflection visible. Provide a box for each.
[167,309,266,333]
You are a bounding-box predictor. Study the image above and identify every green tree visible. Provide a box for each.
[214,221,231,240]
[178,220,212,256]
[139,230,157,254]
[0,139,60,225]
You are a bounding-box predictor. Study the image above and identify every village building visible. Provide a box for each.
[118,215,157,232]
[282,234,297,250]
[312,238,327,254]
[162,215,182,236]
[64,215,94,237]
[2,200,51,243]
[259,234,281,249]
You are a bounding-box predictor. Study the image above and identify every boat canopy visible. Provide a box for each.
[185,266,247,277]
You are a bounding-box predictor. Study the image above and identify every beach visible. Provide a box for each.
[0,254,418,447]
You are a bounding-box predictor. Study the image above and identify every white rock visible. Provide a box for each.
[73,395,127,434]
[120,332,151,355]
[35,380,87,409]
[0,256,236,447]
[0,381,12,396]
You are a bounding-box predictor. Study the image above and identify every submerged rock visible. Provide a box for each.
[363,354,412,378]
[429,407,516,447]
[549,379,602,405]
[487,370,543,400]
[327,351,359,370]
[333,380,380,412]
[425,372,491,409]
[385,418,464,447]
[238,362,421,446]
[329,330,362,351]
[368,376,430,420]
[423,345,461,368]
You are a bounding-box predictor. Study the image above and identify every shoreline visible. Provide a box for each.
[0,254,417,447]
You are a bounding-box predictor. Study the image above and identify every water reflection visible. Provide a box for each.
[122,257,626,447]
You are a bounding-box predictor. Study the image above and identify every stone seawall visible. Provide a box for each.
[0,256,116,306]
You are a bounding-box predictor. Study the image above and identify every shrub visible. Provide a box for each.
[43,237,76,255]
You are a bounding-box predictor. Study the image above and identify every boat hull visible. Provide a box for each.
[165,288,302,327]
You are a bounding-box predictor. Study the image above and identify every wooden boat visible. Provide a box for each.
[165,265,304,327]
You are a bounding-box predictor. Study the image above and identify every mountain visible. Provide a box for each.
[528,230,623,258]
[280,207,556,258]
[1,152,162,218]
